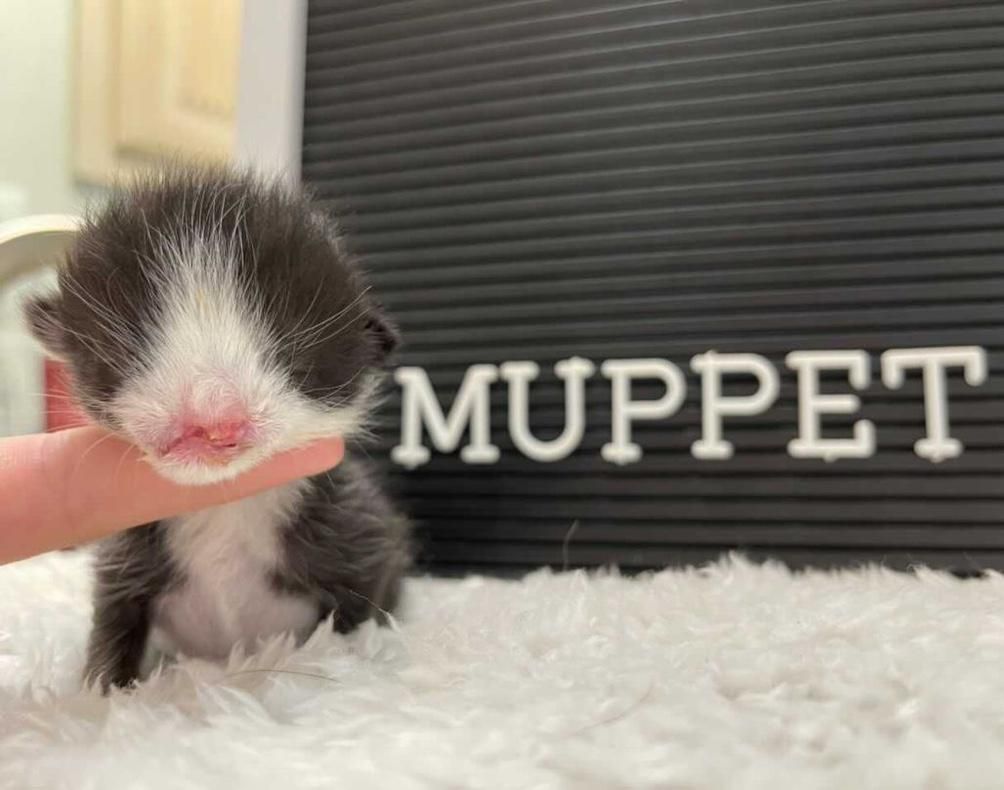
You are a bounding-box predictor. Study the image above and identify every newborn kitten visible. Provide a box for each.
[24,168,411,691]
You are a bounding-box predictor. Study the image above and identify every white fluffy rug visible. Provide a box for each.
[3,551,1004,789]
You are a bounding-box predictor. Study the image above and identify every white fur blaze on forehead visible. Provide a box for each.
[110,232,370,482]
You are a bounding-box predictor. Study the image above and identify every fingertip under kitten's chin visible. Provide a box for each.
[291,436,346,474]
[261,435,345,477]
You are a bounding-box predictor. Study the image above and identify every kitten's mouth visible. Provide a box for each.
[144,416,265,484]
[160,422,253,463]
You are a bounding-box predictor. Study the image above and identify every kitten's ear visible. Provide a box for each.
[24,294,68,359]
[366,306,400,363]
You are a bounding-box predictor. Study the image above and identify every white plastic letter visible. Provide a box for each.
[391,365,500,468]
[600,359,685,465]
[881,346,987,463]
[500,357,595,462]
[690,352,779,460]
[785,350,875,462]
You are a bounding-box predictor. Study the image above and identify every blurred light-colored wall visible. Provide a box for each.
[0,0,103,221]
[235,0,306,183]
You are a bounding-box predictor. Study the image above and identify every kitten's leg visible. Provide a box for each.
[82,524,170,693]
[303,537,409,634]
[280,463,412,635]
[349,564,404,628]
[83,594,151,692]
[313,583,384,634]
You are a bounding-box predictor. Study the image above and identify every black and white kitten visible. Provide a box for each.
[24,168,411,691]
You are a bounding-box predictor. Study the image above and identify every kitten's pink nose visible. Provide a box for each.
[161,416,255,461]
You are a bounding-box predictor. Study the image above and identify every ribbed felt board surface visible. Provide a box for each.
[302,0,1004,574]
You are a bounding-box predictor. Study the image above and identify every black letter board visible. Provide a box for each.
[302,0,1004,574]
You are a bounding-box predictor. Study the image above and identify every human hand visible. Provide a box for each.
[0,426,344,564]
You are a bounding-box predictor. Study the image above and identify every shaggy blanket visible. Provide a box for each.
[2,551,1004,789]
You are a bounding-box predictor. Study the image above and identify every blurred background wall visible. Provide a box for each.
[0,0,96,221]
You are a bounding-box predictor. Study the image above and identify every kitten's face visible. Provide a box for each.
[25,171,396,484]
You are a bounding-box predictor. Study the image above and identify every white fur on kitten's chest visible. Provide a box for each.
[152,481,319,660]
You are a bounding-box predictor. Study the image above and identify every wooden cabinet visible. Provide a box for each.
[74,0,242,185]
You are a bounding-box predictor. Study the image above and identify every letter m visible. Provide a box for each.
[391,365,500,468]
